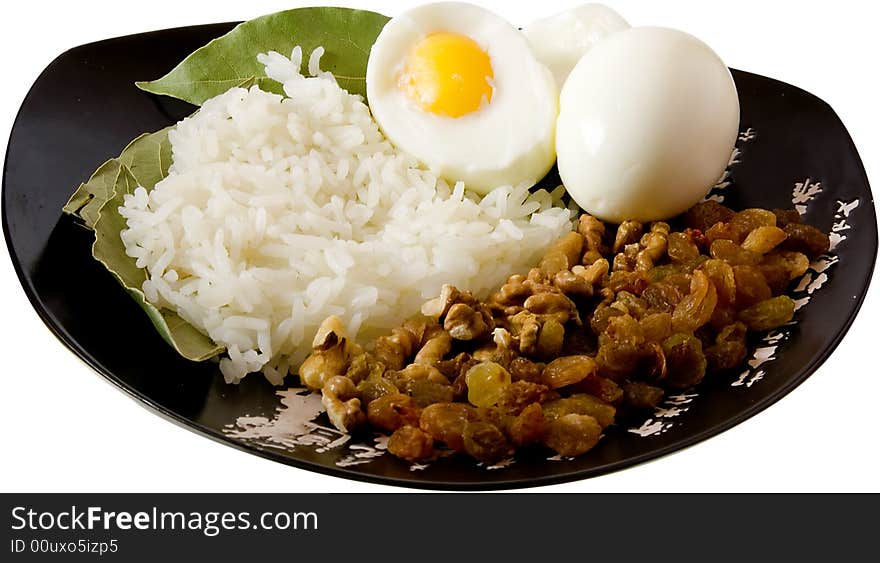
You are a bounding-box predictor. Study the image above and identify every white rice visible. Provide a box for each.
[119,47,573,385]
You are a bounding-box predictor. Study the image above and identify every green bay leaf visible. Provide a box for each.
[118,126,173,190]
[63,127,174,229]
[63,159,123,229]
[136,7,389,105]
[91,164,223,361]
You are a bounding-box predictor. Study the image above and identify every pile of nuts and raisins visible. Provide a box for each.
[297,200,830,464]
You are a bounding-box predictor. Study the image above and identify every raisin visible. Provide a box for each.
[462,421,511,463]
[700,259,736,306]
[408,379,455,408]
[643,282,684,313]
[542,355,598,389]
[741,226,787,255]
[543,394,616,428]
[684,200,735,232]
[705,322,748,371]
[772,208,802,228]
[663,333,707,389]
[367,393,420,432]
[465,362,512,408]
[710,239,760,266]
[544,414,602,457]
[388,426,434,463]
[730,208,777,242]
[508,356,545,383]
[738,296,796,331]
[640,312,673,343]
[781,223,830,259]
[622,382,665,410]
[496,381,556,415]
[668,232,701,263]
[733,265,772,308]
[508,403,546,447]
[571,372,625,405]
[419,403,478,452]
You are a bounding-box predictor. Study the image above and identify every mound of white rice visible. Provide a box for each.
[119,47,573,384]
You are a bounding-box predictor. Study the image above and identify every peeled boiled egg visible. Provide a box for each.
[366,2,558,194]
[556,27,740,223]
[523,3,630,90]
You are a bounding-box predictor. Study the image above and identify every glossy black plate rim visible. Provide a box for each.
[3,24,877,490]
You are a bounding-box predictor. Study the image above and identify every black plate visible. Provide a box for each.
[3,23,877,489]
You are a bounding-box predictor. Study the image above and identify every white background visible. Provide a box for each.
[1,0,877,492]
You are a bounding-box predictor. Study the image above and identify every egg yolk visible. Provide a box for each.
[399,32,494,118]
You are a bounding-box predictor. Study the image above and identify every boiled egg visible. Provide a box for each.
[556,27,740,223]
[366,2,558,194]
[523,3,630,90]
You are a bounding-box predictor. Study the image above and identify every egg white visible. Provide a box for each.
[523,3,630,90]
[556,26,740,223]
[366,2,558,194]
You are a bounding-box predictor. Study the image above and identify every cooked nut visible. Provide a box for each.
[539,251,569,277]
[444,302,491,341]
[612,243,639,272]
[575,258,609,286]
[577,214,606,255]
[524,292,576,324]
[492,274,531,307]
[298,347,348,391]
[413,331,452,365]
[311,315,346,350]
[393,363,449,388]
[343,352,373,384]
[472,330,516,366]
[553,270,593,297]
[636,225,669,271]
[421,284,459,319]
[539,232,584,275]
[322,375,366,432]
[299,317,358,391]
[509,311,541,356]
[374,326,420,371]
[613,220,643,253]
